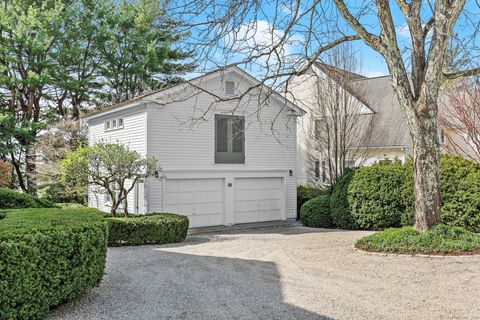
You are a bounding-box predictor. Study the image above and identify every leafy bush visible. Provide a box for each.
[355,224,480,255]
[330,169,358,229]
[0,188,55,209]
[0,160,12,188]
[107,213,189,246]
[348,161,412,229]
[297,184,329,216]
[38,182,87,205]
[439,156,480,233]
[299,195,333,228]
[0,208,108,320]
[330,155,480,232]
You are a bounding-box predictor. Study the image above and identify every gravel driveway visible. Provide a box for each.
[48,226,480,320]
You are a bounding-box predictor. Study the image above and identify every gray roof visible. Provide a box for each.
[349,76,412,149]
[318,62,412,149]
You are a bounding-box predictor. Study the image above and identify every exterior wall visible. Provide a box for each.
[86,107,147,213]
[353,147,408,167]
[285,69,322,185]
[146,70,298,219]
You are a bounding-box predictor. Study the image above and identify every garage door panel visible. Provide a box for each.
[164,178,225,227]
[234,177,283,224]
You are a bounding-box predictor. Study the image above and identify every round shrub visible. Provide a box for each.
[0,188,55,209]
[348,161,411,229]
[330,169,357,229]
[297,184,329,217]
[0,208,108,320]
[107,213,189,246]
[299,195,333,228]
[333,155,480,232]
[440,156,480,233]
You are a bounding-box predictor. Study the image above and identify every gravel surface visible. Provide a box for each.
[48,226,480,320]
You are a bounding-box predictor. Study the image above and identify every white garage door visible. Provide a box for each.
[163,178,225,227]
[234,177,283,224]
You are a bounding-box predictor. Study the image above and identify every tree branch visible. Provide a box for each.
[444,67,480,79]
[333,0,383,52]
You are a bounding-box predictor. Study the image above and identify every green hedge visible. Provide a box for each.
[0,188,55,209]
[330,169,358,229]
[348,161,411,229]
[297,184,329,217]
[0,208,108,320]
[299,195,333,228]
[330,155,480,232]
[107,213,189,247]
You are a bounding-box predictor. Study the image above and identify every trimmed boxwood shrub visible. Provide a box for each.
[440,156,480,233]
[0,188,55,209]
[299,195,333,228]
[331,155,480,232]
[0,208,108,320]
[107,213,189,246]
[348,161,411,229]
[330,169,358,229]
[297,184,329,217]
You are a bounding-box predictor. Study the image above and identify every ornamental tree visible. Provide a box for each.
[61,143,159,216]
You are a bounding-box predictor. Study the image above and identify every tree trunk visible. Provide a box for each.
[123,188,129,217]
[25,146,37,195]
[10,153,27,192]
[410,110,441,231]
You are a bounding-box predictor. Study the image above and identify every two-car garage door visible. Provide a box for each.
[163,177,284,228]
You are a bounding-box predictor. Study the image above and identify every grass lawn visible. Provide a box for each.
[355,224,480,255]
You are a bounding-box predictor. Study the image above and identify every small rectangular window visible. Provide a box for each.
[118,118,123,127]
[225,80,235,95]
[112,120,117,128]
[105,121,110,130]
[215,114,245,164]
[314,160,320,180]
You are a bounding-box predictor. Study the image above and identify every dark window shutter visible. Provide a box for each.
[216,115,228,152]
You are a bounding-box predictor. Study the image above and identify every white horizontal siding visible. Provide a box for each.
[147,70,298,218]
[87,107,147,213]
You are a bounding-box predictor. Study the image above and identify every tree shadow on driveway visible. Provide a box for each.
[48,245,332,320]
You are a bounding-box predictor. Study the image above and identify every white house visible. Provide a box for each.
[286,62,412,185]
[82,66,304,228]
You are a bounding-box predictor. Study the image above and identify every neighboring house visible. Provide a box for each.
[82,66,304,228]
[287,63,412,185]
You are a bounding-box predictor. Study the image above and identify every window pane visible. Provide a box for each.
[232,117,244,153]
[216,116,228,152]
[112,120,117,128]
[118,118,123,127]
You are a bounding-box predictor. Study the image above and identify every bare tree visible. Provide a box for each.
[299,44,381,184]
[439,76,480,161]
[173,0,480,230]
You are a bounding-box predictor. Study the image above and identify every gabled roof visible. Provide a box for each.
[315,62,411,149]
[82,65,305,120]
